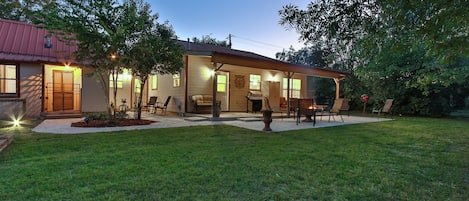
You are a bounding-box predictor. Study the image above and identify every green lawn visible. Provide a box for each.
[1,117,468,200]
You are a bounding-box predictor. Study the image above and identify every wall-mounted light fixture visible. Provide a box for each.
[203,67,215,80]
[268,71,279,82]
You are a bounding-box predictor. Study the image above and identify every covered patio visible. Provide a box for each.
[208,51,350,119]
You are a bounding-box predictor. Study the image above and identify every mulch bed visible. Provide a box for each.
[71,119,156,127]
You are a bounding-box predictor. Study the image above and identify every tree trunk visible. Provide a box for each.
[136,77,147,120]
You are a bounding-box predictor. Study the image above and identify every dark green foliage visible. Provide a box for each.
[276,46,329,68]
[279,0,469,116]
[84,113,111,121]
[357,39,469,115]
[191,34,231,48]
[0,0,57,22]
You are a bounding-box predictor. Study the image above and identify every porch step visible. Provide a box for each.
[184,117,209,122]
[237,117,262,122]
[41,112,83,119]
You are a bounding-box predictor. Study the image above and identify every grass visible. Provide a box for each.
[0,117,468,200]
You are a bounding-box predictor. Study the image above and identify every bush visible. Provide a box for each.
[84,113,111,122]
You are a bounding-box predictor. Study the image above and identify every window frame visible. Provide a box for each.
[109,74,124,89]
[134,78,141,93]
[151,74,158,90]
[282,78,301,98]
[216,74,227,92]
[249,74,261,90]
[173,73,181,88]
[0,64,20,98]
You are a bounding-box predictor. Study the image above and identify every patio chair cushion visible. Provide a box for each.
[191,95,219,113]
[192,95,213,106]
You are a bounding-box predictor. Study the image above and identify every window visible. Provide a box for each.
[0,64,18,96]
[282,78,301,98]
[173,73,180,87]
[151,75,158,90]
[217,74,227,92]
[249,74,261,90]
[109,74,123,88]
[134,79,141,93]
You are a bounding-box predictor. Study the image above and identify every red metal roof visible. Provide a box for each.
[0,19,77,65]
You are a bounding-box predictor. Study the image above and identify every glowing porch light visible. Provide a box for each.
[13,119,20,127]
[268,75,277,82]
[203,67,215,79]
[267,71,279,82]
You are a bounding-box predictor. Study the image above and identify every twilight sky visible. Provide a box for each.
[148,0,311,58]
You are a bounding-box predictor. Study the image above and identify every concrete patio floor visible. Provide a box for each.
[32,112,392,134]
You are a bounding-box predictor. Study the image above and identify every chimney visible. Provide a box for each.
[187,38,191,50]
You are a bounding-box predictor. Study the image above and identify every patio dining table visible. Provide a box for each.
[295,105,328,127]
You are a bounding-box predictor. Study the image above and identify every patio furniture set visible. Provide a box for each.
[142,96,172,114]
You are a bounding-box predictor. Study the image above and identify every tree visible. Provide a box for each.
[276,46,328,68]
[357,38,469,115]
[277,47,337,104]
[279,0,380,70]
[376,0,469,61]
[280,0,469,64]
[279,0,469,115]
[125,22,184,119]
[191,34,231,48]
[0,0,57,22]
[33,0,170,117]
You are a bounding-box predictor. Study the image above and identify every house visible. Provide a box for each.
[0,18,349,120]
[140,40,349,117]
[0,19,108,119]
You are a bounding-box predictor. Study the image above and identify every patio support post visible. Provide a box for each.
[285,72,294,118]
[212,62,224,119]
[334,78,341,100]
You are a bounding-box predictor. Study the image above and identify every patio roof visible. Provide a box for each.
[177,40,350,79]
[0,19,77,65]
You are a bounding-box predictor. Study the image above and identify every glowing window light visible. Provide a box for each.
[122,69,132,80]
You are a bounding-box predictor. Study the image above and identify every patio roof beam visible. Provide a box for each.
[211,52,349,79]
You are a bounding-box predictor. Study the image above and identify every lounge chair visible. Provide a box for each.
[372,99,394,115]
[143,96,157,112]
[318,98,345,122]
[155,96,171,114]
[340,99,350,116]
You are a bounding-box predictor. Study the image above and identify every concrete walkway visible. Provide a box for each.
[32,113,391,134]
